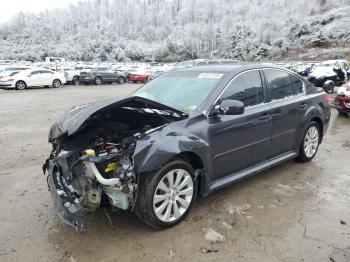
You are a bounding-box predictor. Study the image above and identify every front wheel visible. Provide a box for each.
[52,79,61,88]
[135,160,197,229]
[295,121,321,162]
[15,81,27,90]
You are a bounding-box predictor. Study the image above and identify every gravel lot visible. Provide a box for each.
[0,84,349,262]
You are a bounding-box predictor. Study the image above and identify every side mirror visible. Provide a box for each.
[27,74,32,77]
[214,99,245,115]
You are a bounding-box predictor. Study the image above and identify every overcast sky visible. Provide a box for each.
[0,0,81,24]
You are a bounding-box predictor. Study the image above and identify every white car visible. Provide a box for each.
[58,68,81,85]
[0,68,67,90]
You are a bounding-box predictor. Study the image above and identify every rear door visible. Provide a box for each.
[39,70,55,85]
[208,69,272,180]
[263,68,306,157]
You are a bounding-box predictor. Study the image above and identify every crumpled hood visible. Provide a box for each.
[48,96,184,142]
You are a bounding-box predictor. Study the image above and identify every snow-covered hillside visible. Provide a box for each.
[0,0,349,62]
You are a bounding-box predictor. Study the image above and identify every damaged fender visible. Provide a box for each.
[132,127,211,195]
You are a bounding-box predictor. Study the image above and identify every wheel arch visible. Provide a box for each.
[299,106,325,146]
[171,151,206,197]
[15,80,27,88]
[310,116,324,142]
[133,138,210,197]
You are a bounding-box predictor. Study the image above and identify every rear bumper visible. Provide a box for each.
[128,76,147,82]
[44,159,87,232]
[79,79,95,84]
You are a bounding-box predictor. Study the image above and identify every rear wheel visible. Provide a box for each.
[52,79,61,88]
[72,76,80,85]
[95,77,103,85]
[295,121,321,162]
[135,160,197,229]
[117,76,125,84]
[15,81,26,90]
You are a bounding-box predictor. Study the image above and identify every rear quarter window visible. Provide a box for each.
[290,75,304,94]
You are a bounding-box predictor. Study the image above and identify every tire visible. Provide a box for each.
[295,121,321,162]
[323,80,335,94]
[135,160,197,229]
[52,79,61,88]
[143,78,149,84]
[15,81,26,90]
[95,77,103,85]
[117,76,125,84]
[72,76,80,85]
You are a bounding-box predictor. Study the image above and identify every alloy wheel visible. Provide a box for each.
[16,81,26,90]
[96,78,102,85]
[118,77,125,84]
[304,126,319,158]
[53,80,61,88]
[153,169,194,222]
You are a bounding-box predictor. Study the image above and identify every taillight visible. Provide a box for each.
[323,94,329,104]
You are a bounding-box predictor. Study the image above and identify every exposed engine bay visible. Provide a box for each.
[43,99,185,231]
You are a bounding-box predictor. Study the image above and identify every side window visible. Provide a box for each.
[43,70,54,74]
[264,69,296,100]
[221,70,264,107]
[290,75,304,94]
[30,71,41,75]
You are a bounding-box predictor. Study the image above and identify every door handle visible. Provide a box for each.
[258,115,271,122]
[298,103,308,111]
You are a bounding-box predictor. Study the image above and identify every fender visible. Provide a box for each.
[297,103,324,147]
[133,131,210,175]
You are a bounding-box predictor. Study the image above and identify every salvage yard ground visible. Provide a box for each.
[0,84,350,262]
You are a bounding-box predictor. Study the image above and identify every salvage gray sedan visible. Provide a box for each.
[43,64,331,232]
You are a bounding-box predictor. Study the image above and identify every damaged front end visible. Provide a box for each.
[43,97,185,232]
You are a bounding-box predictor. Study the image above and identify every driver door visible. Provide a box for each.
[208,69,272,180]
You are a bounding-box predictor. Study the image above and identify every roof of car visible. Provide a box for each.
[172,63,279,74]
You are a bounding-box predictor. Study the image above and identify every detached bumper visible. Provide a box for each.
[44,159,87,232]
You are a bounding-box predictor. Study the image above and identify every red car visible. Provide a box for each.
[334,82,350,115]
[128,71,151,83]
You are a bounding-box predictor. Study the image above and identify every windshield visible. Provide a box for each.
[174,61,194,69]
[133,71,224,113]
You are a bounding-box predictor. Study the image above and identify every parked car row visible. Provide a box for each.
[278,60,350,94]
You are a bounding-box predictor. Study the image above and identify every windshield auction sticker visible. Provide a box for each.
[198,73,224,79]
